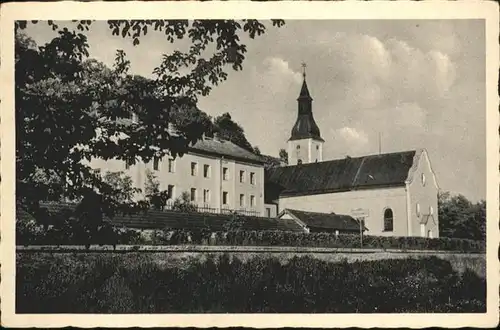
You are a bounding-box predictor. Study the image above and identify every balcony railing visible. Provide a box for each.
[163,200,261,217]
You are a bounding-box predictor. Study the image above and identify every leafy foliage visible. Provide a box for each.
[16,253,486,313]
[438,192,486,241]
[279,148,288,165]
[213,112,254,151]
[171,191,198,213]
[144,169,169,210]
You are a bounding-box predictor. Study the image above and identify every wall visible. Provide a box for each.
[233,161,265,215]
[288,139,309,165]
[278,187,409,237]
[288,138,324,165]
[407,150,440,238]
[264,203,278,218]
[89,151,265,215]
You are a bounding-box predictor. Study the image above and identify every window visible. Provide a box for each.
[153,157,160,171]
[223,167,229,180]
[416,203,421,217]
[239,170,245,183]
[222,191,228,205]
[383,208,393,232]
[190,188,197,202]
[191,162,198,176]
[203,189,210,203]
[250,172,255,185]
[427,230,433,238]
[203,164,210,178]
[250,195,255,207]
[296,145,300,150]
[429,206,434,215]
[316,145,319,150]
[421,173,426,186]
[167,185,175,199]
[297,159,303,165]
[168,158,175,173]
[239,194,245,207]
[266,207,271,218]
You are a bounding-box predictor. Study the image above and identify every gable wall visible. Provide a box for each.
[407,151,440,237]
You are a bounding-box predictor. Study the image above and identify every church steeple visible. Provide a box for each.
[287,63,325,166]
[289,63,323,142]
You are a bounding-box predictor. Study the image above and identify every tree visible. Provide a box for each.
[15,19,285,220]
[102,171,138,204]
[213,112,253,151]
[172,191,197,213]
[279,148,288,165]
[438,191,486,241]
[144,169,169,210]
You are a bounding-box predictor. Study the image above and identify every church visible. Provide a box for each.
[263,67,440,238]
[87,65,440,238]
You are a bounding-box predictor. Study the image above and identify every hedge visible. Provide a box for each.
[132,228,485,253]
[17,224,485,253]
[16,253,486,313]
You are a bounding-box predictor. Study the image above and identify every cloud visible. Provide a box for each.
[337,127,369,145]
[261,57,302,85]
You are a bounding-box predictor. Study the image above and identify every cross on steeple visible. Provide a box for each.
[301,62,307,78]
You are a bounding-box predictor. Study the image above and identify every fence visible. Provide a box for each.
[163,200,261,217]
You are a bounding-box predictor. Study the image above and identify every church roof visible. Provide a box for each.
[265,150,417,201]
[280,208,365,232]
[189,137,264,164]
[298,79,312,101]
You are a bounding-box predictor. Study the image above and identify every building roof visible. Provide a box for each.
[279,208,365,232]
[190,137,264,164]
[289,77,324,142]
[265,150,418,201]
[35,202,304,232]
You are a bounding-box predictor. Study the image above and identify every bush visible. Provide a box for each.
[16,253,486,313]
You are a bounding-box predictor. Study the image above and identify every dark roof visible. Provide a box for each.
[289,78,323,142]
[38,202,304,232]
[190,137,264,164]
[281,209,364,231]
[265,150,417,200]
[298,79,312,101]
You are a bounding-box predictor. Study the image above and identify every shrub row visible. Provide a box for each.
[134,228,485,253]
[16,253,486,313]
[17,220,485,253]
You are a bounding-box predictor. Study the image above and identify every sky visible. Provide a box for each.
[24,19,486,201]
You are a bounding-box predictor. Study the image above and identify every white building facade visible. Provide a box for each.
[89,135,267,216]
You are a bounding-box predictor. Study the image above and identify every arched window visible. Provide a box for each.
[297,159,303,165]
[384,208,393,232]
[296,145,300,150]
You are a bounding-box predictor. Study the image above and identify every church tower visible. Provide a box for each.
[288,64,324,165]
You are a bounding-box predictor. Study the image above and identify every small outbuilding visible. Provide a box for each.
[277,208,367,234]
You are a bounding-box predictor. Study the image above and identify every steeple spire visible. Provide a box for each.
[298,62,312,102]
[289,64,323,142]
